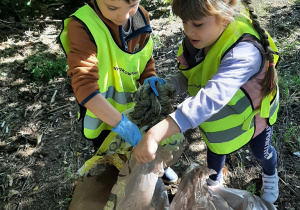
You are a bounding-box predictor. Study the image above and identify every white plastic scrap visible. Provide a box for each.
[293,151,300,157]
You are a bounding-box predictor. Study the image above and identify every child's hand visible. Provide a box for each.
[134,116,180,163]
[112,114,142,146]
[134,135,159,163]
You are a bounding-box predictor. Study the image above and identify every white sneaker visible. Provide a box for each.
[261,170,279,203]
[207,178,220,186]
[206,176,223,187]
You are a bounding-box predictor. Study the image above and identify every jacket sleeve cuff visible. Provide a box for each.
[169,109,193,133]
[80,90,100,106]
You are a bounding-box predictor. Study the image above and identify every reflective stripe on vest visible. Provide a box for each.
[268,85,280,125]
[83,88,134,130]
[178,15,279,154]
[59,5,153,139]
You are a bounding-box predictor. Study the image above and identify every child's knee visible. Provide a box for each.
[251,145,276,162]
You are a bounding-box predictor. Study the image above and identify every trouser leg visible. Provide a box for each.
[249,126,277,175]
[90,130,111,151]
[207,147,226,181]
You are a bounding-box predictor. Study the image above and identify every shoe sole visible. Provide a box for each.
[162,178,178,185]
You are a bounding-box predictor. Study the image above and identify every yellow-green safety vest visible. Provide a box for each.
[177,15,279,154]
[60,5,153,139]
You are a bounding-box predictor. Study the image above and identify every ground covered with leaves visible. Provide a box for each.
[0,0,299,209]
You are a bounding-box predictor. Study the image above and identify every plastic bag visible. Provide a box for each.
[210,187,276,210]
[170,164,231,210]
[170,164,277,210]
[104,141,184,210]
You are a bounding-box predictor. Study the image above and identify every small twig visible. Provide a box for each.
[32,109,44,119]
[183,152,191,164]
[46,2,65,7]
[50,90,58,104]
[34,104,71,121]
[231,152,236,163]
[0,21,23,32]
[26,19,62,24]
[0,19,62,25]
[21,177,29,192]
[47,104,70,114]
[279,176,300,196]
[0,19,15,24]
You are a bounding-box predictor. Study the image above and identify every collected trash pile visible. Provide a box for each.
[70,83,276,210]
[170,165,276,210]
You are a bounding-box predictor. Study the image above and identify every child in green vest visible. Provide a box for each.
[59,0,177,184]
[134,0,280,204]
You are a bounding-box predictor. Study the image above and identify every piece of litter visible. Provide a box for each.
[293,151,300,157]
[8,190,19,198]
[50,89,58,104]
[7,175,13,187]
[36,134,42,145]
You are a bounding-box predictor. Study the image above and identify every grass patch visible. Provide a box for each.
[152,34,163,48]
[246,183,257,195]
[272,0,300,162]
[24,52,67,83]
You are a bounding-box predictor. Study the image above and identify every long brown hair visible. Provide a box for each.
[242,0,278,96]
[172,0,278,96]
[172,0,238,22]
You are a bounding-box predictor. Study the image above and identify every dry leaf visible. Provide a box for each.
[36,133,42,145]
[7,175,13,187]
[8,190,19,198]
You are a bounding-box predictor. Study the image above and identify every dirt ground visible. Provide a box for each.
[1,0,300,209]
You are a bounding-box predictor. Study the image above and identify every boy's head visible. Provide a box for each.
[97,0,141,27]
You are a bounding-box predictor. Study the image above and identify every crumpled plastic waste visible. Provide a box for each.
[104,142,184,210]
[170,164,277,210]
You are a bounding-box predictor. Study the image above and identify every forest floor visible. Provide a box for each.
[0,0,300,209]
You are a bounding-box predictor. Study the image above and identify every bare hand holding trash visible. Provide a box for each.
[134,116,180,163]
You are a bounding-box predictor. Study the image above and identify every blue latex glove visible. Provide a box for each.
[143,76,167,96]
[112,114,142,147]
